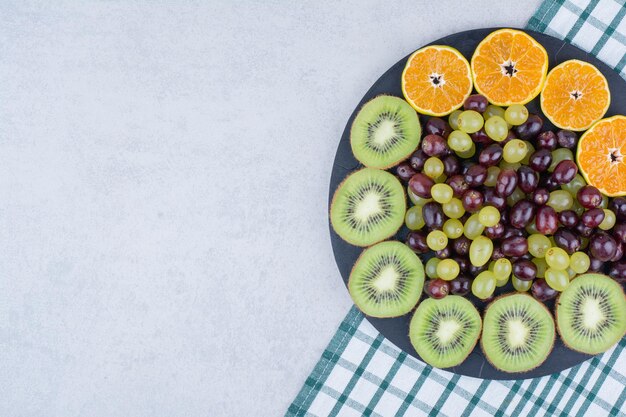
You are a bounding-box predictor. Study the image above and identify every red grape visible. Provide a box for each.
[532,279,558,301]
[410,149,428,171]
[422,134,448,157]
[536,205,558,234]
[464,94,488,113]
[501,236,529,257]
[406,231,429,253]
[518,166,539,193]
[409,173,434,198]
[496,169,518,197]
[551,160,578,185]
[396,162,416,182]
[536,131,557,150]
[558,210,579,227]
[589,231,618,262]
[464,164,487,187]
[515,114,543,140]
[478,144,503,167]
[529,149,552,172]
[462,189,484,212]
[513,260,537,281]
[577,185,602,209]
[581,208,605,228]
[447,175,469,198]
[425,279,450,299]
[422,202,445,230]
[532,188,550,206]
[553,228,581,254]
[443,155,461,176]
[556,130,578,149]
[510,200,536,228]
[425,117,452,138]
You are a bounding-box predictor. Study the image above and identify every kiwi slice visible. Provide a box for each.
[330,168,405,247]
[556,273,626,355]
[481,294,555,373]
[409,296,481,368]
[350,95,421,169]
[349,241,424,317]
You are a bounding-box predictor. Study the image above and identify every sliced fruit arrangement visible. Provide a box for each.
[541,60,610,131]
[482,294,555,373]
[402,45,472,116]
[577,115,626,196]
[349,241,424,317]
[351,95,422,169]
[409,296,481,368]
[556,273,626,354]
[471,29,548,106]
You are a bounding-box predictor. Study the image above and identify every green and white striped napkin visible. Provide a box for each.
[287,1,626,416]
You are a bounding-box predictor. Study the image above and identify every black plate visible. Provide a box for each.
[329,27,626,380]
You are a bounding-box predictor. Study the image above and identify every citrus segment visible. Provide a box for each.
[541,60,610,131]
[402,45,472,116]
[471,29,548,106]
[577,116,626,197]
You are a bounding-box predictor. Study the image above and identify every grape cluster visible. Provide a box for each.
[398,94,626,302]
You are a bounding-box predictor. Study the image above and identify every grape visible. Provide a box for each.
[510,200,536,228]
[513,259,537,281]
[463,213,486,240]
[430,183,453,204]
[525,221,539,235]
[570,251,590,274]
[455,257,470,272]
[478,206,501,227]
[406,231,429,253]
[421,134,448,157]
[434,174,447,184]
[458,110,484,134]
[471,129,492,145]
[504,104,529,125]
[442,155,461,176]
[422,202,445,230]
[405,206,425,230]
[501,236,528,257]
[553,228,581,255]
[408,188,432,206]
[532,257,548,278]
[590,232,618,261]
[558,210,579,227]
[536,131,557,150]
[503,227,524,239]
[484,222,505,239]
[609,264,626,282]
[484,166,500,188]
[536,205,558,235]
[427,230,448,251]
[478,144,503,167]
[448,110,462,130]
[446,175,469,198]
[580,237,589,250]
[425,117,452,138]
[545,268,569,291]
[499,160,521,171]
[556,130,578,149]
[532,188,550,206]
[512,276,532,292]
[396,162,417,182]
[610,197,626,221]
[471,271,496,299]
[532,279,558,301]
[575,221,594,238]
[450,276,471,295]
[576,186,602,209]
[464,164,487,187]
[484,116,508,141]
[409,173,434,198]
[507,187,526,207]
[588,257,604,272]
[551,161,578,186]
[425,278,449,299]
[437,259,460,281]
[600,195,609,209]
[464,94,489,113]
[448,130,473,153]
[484,105,505,120]
[457,143,476,158]
[410,149,428,171]
[491,245,505,260]
[468,262,488,275]
[495,169,518,197]
[560,174,585,197]
[528,234,551,258]
[571,200,585,217]
[515,114,543,140]
[547,190,574,212]
[613,223,626,243]
[443,218,464,239]
[483,188,506,210]
[462,189,484,212]
[521,141,535,166]
[424,157,445,179]
[491,258,512,282]
[548,148,574,172]
[425,258,441,279]
[453,235,471,256]
[518,166,539,193]
[611,242,624,262]
[469,236,493,267]
[528,149,553,172]
[442,198,465,219]
[581,208,605,228]
[545,247,570,270]
[502,139,528,163]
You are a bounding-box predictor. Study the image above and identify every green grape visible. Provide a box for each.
[521,141,535,165]
[443,218,463,239]
[570,251,590,274]
[545,268,570,291]
[599,209,616,230]
[458,110,484,134]
[528,234,551,258]
[408,187,432,206]
[600,195,609,209]
[504,104,529,126]
[547,190,574,212]
[437,259,460,281]
[449,110,462,130]
[502,139,528,163]
[561,174,586,196]
[431,183,453,204]
[472,271,496,299]
[443,198,465,219]
[484,105,505,120]
[492,258,512,287]
[427,230,448,251]
[425,258,441,279]
[567,268,576,278]
[424,157,444,179]
[499,160,521,171]
[571,200,585,216]
[532,257,548,278]
[434,174,448,184]
[463,213,485,240]
[548,236,556,247]
[485,166,500,187]
[525,221,539,235]
[469,236,493,267]
[512,276,532,292]
[457,143,476,158]
[484,115,508,141]
[580,237,589,250]
[548,148,574,172]
[405,206,425,230]
[448,130,473,153]
[507,187,525,206]
[478,206,501,227]
[545,247,570,270]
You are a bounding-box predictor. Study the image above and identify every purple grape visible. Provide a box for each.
[443,155,461,176]
[501,236,529,257]
[514,260,537,281]
[518,166,539,193]
[483,188,507,210]
[478,144,503,167]
[491,245,505,260]
[557,130,578,149]
[406,231,429,253]
[575,222,594,238]
[581,208,605,228]
[554,228,581,254]
[453,236,471,256]
[542,176,559,191]
[425,117,452,138]
[421,134,448,157]
[447,175,469,198]
[536,131,557,150]
[536,205,558,235]
[510,200,536,228]
[464,165,487,187]
[468,263,488,276]
[532,279,558,301]
[589,257,604,272]
[532,188,550,206]
[613,223,626,244]
[450,275,471,295]
[484,222,505,239]
[422,202,445,230]
[529,149,553,172]
[409,149,428,171]
[471,129,492,145]
[409,173,434,198]
[515,114,543,140]
[425,279,450,299]
[454,257,470,273]
[551,160,578,185]
[611,242,624,262]
[558,210,579,227]
[461,159,474,175]
[610,197,626,221]
[461,189,484,212]
[396,162,416,182]
[503,227,524,239]
[435,246,452,259]
[608,263,626,283]
[496,169,518,197]
[577,186,603,209]
[589,231,618,262]
[464,94,488,113]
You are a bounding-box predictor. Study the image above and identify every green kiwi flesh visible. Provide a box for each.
[330,168,405,247]
[481,294,555,373]
[350,95,421,169]
[349,241,424,318]
[556,273,626,355]
[409,296,481,368]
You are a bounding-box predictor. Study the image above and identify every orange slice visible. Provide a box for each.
[577,116,626,197]
[401,45,472,116]
[471,29,548,106]
[541,60,610,131]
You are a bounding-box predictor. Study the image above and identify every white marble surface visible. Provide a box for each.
[0,2,541,416]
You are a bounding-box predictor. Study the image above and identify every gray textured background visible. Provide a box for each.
[0,1,541,416]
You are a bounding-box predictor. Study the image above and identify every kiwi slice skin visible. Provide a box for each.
[556,273,626,355]
[481,293,555,373]
[349,241,424,318]
[330,168,406,247]
[350,95,421,169]
[409,296,482,369]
